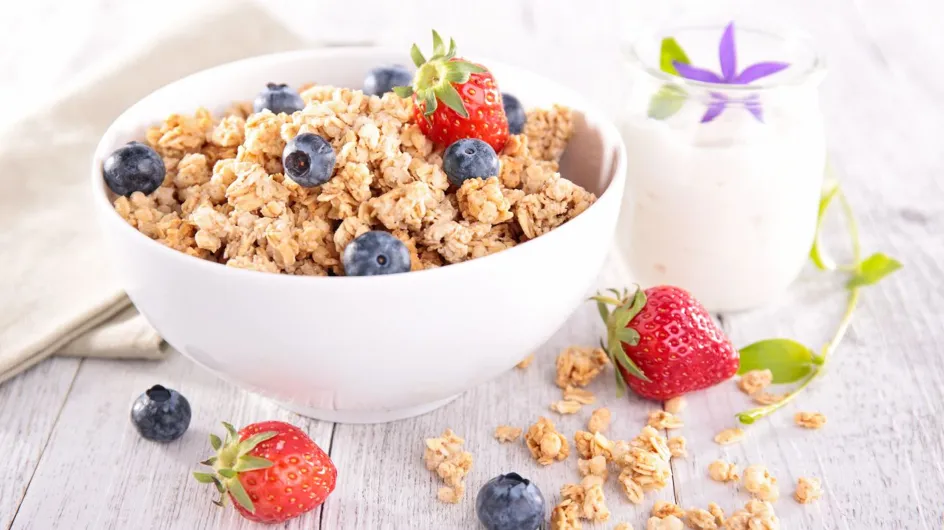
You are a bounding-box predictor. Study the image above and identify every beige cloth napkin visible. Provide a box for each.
[0,0,305,384]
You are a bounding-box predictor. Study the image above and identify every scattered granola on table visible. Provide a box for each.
[722,499,779,529]
[559,475,611,523]
[493,425,522,443]
[647,410,684,430]
[645,514,684,530]
[794,476,823,504]
[563,385,596,404]
[550,499,582,530]
[613,426,672,504]
[686,507,721,530]
[525,417,570,465]
[664,396,686,414]
[587,407,611,433]
[550,399,583,415]
[651,500,685,519]
[742,465,780,502]
[574,431,614,460]
[714,427,746,445]
[667,436,687,458]
[794,411,827,429]
[614,523,633,530]
[423,428,473,504]
[708,460,740,483]
[111,85,592,275]
[577,455,608,479]
[555,346,609,388]
[708,503,725,526]
[737,369,773,395]
[516,353,536,369]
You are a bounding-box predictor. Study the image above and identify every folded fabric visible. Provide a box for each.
[0,0,305,384]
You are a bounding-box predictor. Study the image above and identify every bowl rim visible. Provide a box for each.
[91,47,627,284]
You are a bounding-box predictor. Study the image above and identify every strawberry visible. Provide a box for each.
[193,421,337,524]
[592,286,740,400]
[393,30,509,152]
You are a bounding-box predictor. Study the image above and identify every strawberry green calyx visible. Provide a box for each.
[590,286,652,392]
[192,422,276,513]
[392,29,486,118]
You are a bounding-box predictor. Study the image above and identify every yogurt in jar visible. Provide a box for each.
[617,23,827,312]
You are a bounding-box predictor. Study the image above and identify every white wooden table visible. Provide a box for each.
[4,0,944,528]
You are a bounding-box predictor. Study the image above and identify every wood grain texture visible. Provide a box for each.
[3,0,944,528]
[9,351,333,530]
[0,358,80,528]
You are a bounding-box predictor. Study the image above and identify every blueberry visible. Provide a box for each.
[364,65,413,96]
[476,473,546,530]
[253,83,305,114]
[283,133,336,187]
[103,141,165,196]
[130,385,191,442]
[502,93,526,135]
[342,231,411,276]
[443,138,500,187]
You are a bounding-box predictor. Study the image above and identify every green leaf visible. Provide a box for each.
[436,82,469,118]
[847,253,902,288]
[218,468,236,479]
[616,327,640,346]
[737,339,816,383]
[659,37,690,75]
[392,85,414,98]
[444,68,471,85]
[237,431,277,457]
[431,30,446,57]
[234,456,274,472]
[449,61,486,76]
[209,434,222,451]
[200,457,218,466]
[222,422,238,440]
[608,340,650,382]
[647,85,686,120]
[809,177,840,271]
[613,368,628,398]
[193,472,217,484]
[410,44,426,67]
[446,38,457,59]
[227,478,255,513]
[596,300,610,322]
[422,91,438,117]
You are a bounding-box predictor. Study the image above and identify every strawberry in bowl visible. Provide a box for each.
[393,31,509,152]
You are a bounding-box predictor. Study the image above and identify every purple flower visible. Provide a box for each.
[671,22,789,123]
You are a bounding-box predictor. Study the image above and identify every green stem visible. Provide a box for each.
[737,188,862,424]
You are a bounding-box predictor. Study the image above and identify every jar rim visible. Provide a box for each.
[626,22,826,94]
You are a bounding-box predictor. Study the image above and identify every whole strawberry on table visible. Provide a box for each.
[593,285,740,399]
[193,421,337,524]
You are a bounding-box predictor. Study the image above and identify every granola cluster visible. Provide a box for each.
[742,465,780,502]
[554,346,610,388]
[114,89,593,275]
[722,499,780,529]
[423,428,473,503]
[525,417,570,465]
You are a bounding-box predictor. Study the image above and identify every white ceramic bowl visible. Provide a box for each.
[92,48,626,423]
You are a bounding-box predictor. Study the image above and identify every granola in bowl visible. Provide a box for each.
[107,82,593,276]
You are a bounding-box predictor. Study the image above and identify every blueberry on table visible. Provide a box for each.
[476,473,546,530]
[253,82,305,114]
[103,141,165,196]
[502,93,526,135]
[342,231,411,276]
[130,385,191,442]
[443,138,500,187]
[363,64,413,96]
[283,133,337,187]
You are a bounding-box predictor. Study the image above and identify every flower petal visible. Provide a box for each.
[736,62,790,84]
[744,96,764,122]
[701,100,727,123]
[719,22,737,81]
[673,61,724,83]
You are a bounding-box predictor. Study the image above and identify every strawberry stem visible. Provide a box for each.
[591,286,651,383]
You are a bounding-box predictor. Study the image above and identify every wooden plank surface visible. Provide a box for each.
[3,0,944,528]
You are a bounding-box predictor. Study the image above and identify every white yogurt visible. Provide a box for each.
[617,25,827,312]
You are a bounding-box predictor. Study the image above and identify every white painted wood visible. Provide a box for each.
[3,0,944,528]
[9,352,334,530]
[0,358,80,528]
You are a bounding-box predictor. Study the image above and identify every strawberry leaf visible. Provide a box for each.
[237,431,277,457]
[193,472,216,484]
[737,339,815,383]
[392,86,414,98]
[200,457,218,466]
[448,61,486,76]
[446,38,457,60]
[613,368,628,398]
[847,253,902,288]
[608,339,650,382]
[616,327,640,346]
[436,82,469,118]
[222,422,238,440]
[234,456,274,472]
[431,30,446,58]
[209,434,222,451]
[422,91,438,117]
[227,478,255,513]
[218,468,237,479]
[595,300,610,322]
[410,44,426,68]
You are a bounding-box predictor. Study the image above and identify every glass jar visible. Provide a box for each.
[616,22,827,312]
